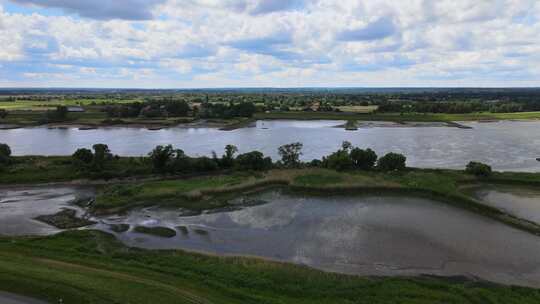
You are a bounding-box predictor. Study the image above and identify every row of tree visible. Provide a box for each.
[0,141,492,178]
[104,100,257,119]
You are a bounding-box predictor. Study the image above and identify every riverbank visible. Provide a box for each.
[1,229,539,304]
[0,111,257,131]
[3,110,540,131]
[255,111,540,122]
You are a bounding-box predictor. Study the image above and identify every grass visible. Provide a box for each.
[0,230,539,303]
[0,99,139,111]
[336,105,379,113]
[94,174,252,212]
[0,156,153,184]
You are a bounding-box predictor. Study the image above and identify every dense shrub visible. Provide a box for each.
[350,148,377,170]
[236,151,272,171]
[466,161,492,177]
[191,157,219,172]
[0,143,11,165]
[377,153,407,171]
[323,150,353,171]
[72,148,93,165]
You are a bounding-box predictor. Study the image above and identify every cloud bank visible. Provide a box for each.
[0,0,539,87]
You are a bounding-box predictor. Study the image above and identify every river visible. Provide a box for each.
[1,120,540,171]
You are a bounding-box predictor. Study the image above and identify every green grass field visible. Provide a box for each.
[0,99,139,111]
[1,230,539,304]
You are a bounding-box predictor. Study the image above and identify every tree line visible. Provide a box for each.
[0,141,493,178]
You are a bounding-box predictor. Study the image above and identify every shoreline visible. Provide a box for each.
[2,115,540,131]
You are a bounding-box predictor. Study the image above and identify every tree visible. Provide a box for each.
[148,145,175,172]
[92,144,112,169]
[72,148,93,165]
[350,148,377,170]
[55,106,68,120]
[466,161,492,177]
[0,143,11,165]
[377,153,406,171]
[278,142,303,168]
[236,151,272,171]
[221,144,238,168]
[323,150,353,171]
[165,100,190,117]
[341,141,352,152]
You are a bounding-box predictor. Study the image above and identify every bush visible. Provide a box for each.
[323,150,353,171]
[72,148,93,164]
[377,153,407,171]
[466,161,492,177]
[191,157,219,172]
[236,151,272,171]
[350,148,377,170]
[0,143,11,165]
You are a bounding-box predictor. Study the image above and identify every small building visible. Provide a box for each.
[67,106,85,112]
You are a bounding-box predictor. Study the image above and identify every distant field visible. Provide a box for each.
[337,105,378,113]
[0,99,139,111]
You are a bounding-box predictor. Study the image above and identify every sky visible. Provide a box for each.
[0,0,539,88]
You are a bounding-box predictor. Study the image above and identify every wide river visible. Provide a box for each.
[1,120,540,171]
[3,186,540,288]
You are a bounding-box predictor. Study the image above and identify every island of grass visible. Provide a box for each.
[34,209,96,229]
[133,226,177,238]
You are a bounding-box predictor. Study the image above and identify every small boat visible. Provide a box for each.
[536,158,540,162]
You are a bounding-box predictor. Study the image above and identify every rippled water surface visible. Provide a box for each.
[471,185,540,224]
[1,120,540,171]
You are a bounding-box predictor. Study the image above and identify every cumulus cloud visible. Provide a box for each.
[338,16,397,41]
[1,0,540,87]
[10,0,165,20]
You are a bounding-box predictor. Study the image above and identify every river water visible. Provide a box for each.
[1,120,540,171]
[471,185,540,224]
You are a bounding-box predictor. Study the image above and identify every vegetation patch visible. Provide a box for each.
[133,226,177,238]
[34,209,96,229]
[294,173,344,186]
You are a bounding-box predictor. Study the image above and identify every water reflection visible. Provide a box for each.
[471,185,540,224]
[96,190,540,287]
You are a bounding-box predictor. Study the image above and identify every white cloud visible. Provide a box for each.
[0,0,539,87]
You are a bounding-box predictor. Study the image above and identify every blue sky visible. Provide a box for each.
[0,0,539,88]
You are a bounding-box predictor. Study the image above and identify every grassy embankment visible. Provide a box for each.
[92,168,540,235]
[0,156,154,184]
[255,111,540,122]
[1,230,540,304]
